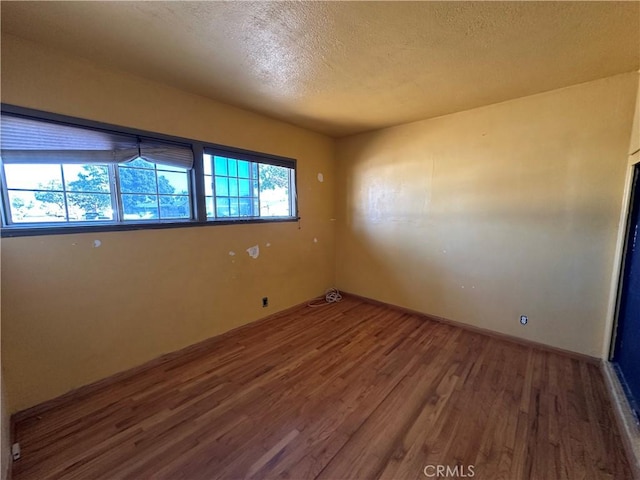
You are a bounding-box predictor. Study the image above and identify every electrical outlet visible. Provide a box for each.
[12,443,20,461]
[520,315,528,325]
[262,297,268,308]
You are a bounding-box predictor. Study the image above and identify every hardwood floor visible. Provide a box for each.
[12,297,631,479]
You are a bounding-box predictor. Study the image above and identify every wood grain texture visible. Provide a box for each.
[11,297,631,479]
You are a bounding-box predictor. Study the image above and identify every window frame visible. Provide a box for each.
[0,104,299,237]
[203,147,297,222]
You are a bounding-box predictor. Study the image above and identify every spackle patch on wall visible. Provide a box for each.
[313,238,318,243]
[246,245,260,259]
[229,251,236,256]
[93,240,101,248]
[266,242,271,247]
[317,173,324,183]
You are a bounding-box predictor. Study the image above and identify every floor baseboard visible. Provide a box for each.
[341,291,600,365]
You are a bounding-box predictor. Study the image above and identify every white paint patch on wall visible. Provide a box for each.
[317,173,324,182]
[246,245,260,259]
[93,240,101,248]
[313,238,318,243]
[228,251,236,256]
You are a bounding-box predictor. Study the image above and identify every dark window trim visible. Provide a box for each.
[1,217,300,238]
[205,146,296,170]
[0,104,300,237]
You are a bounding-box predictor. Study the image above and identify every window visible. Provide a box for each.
[1,113,193,226]
[3,161,192,224]
[119,159,191,221]
[5,163,114,223]
[0,107,298,235]
[203,151,296,220]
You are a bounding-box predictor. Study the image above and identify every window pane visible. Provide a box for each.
[159,195,190,219]
[239,197,253,217]
[228,178,238,197]
[252,163,258,177]
[203,155,212,175]
[64,165,110,193]
[205,196,214,218]
[122,194,159,220]
[119,167,157,194]
[259,164,291,217]
[157,171,188,195]
[204,175,213,196]
[4,164,62,190]
[8,190,66,223]
[229,197,239,217]
[216,197,230,217]
[260,189,290,216]
[238,179,250,197]
[214,156,228,175]
[258,164,290,191]
[228,159,237,177]
[237,161,250,178]
[67,193,113,221]
[123,158,155,169]
[215,176,229,196]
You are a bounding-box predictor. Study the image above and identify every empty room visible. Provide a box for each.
[1,1,639,479]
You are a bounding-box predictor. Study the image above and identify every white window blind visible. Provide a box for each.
[139,139,194,170]
[1,114,194,169]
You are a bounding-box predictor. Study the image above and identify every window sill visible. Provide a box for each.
[1,217,300,238]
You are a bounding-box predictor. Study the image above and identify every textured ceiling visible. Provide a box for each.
[2,1,639,137]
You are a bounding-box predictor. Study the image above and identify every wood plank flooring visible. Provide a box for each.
[12,297,632,479]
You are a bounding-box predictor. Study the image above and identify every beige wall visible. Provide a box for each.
[0,34,336,412]
[336,73,639,358]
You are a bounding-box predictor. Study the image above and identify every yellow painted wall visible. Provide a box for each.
[336,73,639,358]
[0,371,9,480]
[0,34,336,412]
[629,74,640,157]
